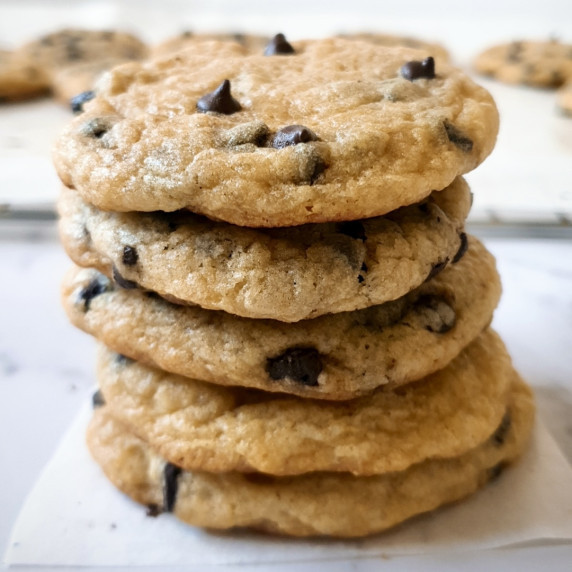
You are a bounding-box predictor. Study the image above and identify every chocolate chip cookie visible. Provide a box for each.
[474,39,572,88]
[53,38,498,226]
[62,236,500,400]
[95,329,513,476]
[87,374,534,537]
[0,50,48,101]
[58,177,470,321]
[1,28,147,104]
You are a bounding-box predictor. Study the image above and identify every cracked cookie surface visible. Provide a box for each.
[62,236,501,399]
[53,38,498,226]
[58,177,470,321]
[87,375,534,537]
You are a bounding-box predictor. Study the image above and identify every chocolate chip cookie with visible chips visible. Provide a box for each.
[61,237,501,400]
[53,38,499,226]
[87,375,534,537]
[94,329,513,476]
[58,178,470,322]
[475,39,572,88]
[1,28,147,104]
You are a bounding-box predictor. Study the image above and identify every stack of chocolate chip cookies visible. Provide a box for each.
[55,36,535,537]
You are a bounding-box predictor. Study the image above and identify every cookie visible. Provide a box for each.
[87,375,534,537]
[51,58,132,105]
[557,81,572,116]
[0,50,49,101]
[474,39,572,88]
[58,177,470,321]
[62,236,501,400]
[152,31,270,58]
[95,328,513,476]
[0,29,148,105]
[337,32,450,62]
[53,38,499,226]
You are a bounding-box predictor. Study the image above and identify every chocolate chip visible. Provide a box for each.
[115,353,134,366]
[506,42,522,63]
[492,411,511,446]
[264,33,295,56]
[271,125,319,149]
[122,245,138,266]
[425,259,448,282]
[70,90,95,114]
[80,117,112,139]
[112,265,138,289]
[444,121,473,153]
[415,295,456,333]
[400,57,435,80]
[488,462,505,482]
[92,389,105,408]
[266,347,323,386]
[146,504,162,517]
[336,221,367,241]
[452,232,469,264]
[78,275,110,311]
[162,463,182,512]
[196,79,241,115]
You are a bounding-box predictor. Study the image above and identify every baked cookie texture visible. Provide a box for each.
[474,39,572,88]
[557,81,572,116]
[53,38,499,226]
[1,28,147,103]
[58,178,471,321]
[95,329,513,476]
[0,50,49,100]
[62,236,501,400]
[87,375,534,537]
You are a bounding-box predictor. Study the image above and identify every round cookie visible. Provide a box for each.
[152,31,270,58]
[58,178,470,321]
[0,50,49,101]
[474,39,572,88]
[53,38,499,226]
[87,375,534,537]
[557,81,572,116]
[62,236,501,400]
[95,329,513,476]
[337,32,450,62]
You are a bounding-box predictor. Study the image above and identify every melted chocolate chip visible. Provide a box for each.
[425,259,448,282]
[506,42,522,63]
[264,33,295,56]
[79,275,110,311]
[81,117,111,139]
[70,90,95,114]
[112,265,138,289]
[336,221,367,241]
[272,125,318,149]
[92,389,105,408]
[452,232,469,264]
[415,295,456,333]
[196,79,241,115]
[358,261,368,283]
[115,353,134,366]
[444,121,473,153]
[122,245,138,266]
[162,463,182,512]
[266,347,323,386]
[488,462,505,482]
[400,57,435,80]
[146,504,162,517]
[492,411,511,446]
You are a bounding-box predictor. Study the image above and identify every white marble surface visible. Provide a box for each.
[0,228,571,570]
